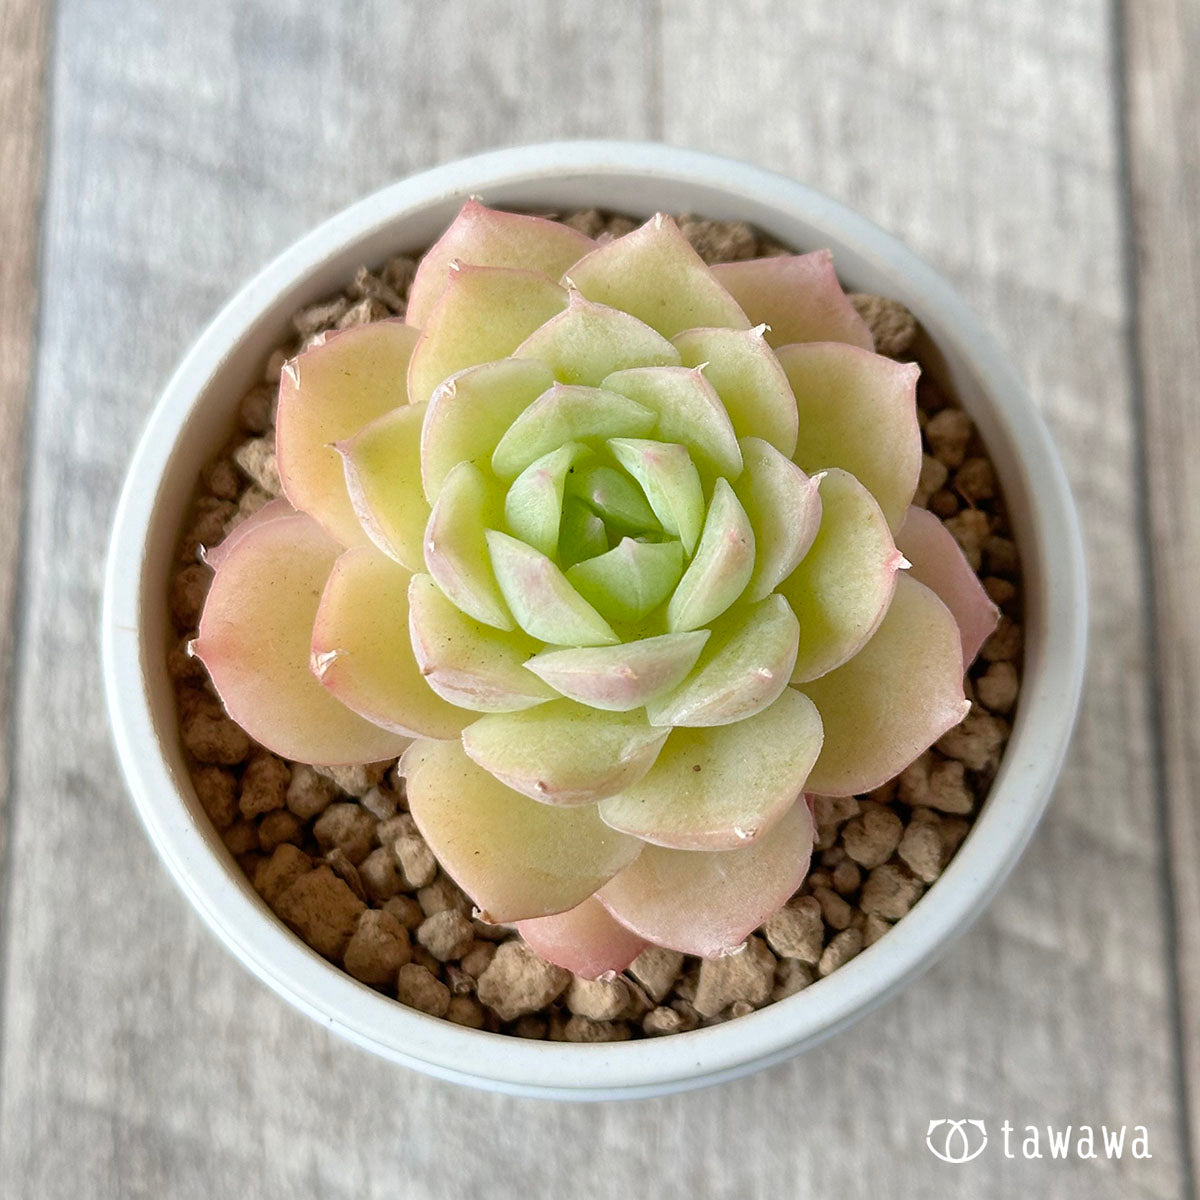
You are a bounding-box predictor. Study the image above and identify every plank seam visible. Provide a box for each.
[0,0,58,1114]
[1111,1,1198,1193]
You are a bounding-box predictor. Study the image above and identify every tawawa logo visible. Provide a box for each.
[924,1119,1153,1163]
[925,1120,988,1163]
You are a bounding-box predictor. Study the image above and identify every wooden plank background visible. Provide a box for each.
[0,1,1195,1196]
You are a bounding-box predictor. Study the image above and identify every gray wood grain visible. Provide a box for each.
[0,0,47,898]
[1124,0,1200,1181]
[0,1,1191,1197]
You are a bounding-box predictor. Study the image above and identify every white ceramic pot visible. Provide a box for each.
[102,142,1087,1100]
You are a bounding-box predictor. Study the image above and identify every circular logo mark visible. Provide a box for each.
[925,1119,988,1164]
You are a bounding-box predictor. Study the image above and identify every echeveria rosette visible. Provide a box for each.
[194,201,1000,975]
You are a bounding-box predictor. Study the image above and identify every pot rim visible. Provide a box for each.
[102,140,1087,1099]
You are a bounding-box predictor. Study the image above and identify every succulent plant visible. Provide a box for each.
[194,202,999,974]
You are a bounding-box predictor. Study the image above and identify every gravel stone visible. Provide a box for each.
[313,761,390,797]
[511,1016,548,1040]
[375,812,416,846]
[238,382,276,433]
[417,909,475,961]
[337,297,390,328]
[945,508,991,571]
[810,794,858,827]
[201,457,240,501]
[955,456,996,502]
[476,941,570,1021]
[898,752,975,814]
[860,865,925,920]
[842,806,903,868]
[643,1006,688,1037]
[257,809,303,853]
[182,696,251,765]
[232,436,282,496]
[862,913,893,947]
[221,820,258,856]
[772,959,815,1001]
[627,946,685,1002]
[322,849,366,904]
[417,875,471,917]
[818,928,864,977]
[693,936,776,1018]
[292,295,350,338]
[981,615,1023,663]
[254,844,313,908]
[897,811,945,882]
[563,1015,631,1043]
[192,766,237,829]
[460,941,496,978]
[343,909,411,986]
[985,534,1019,575]
[360,784,400,821]
[914,454,950,506]
[678,216,757,263]
[238,751,290,818]
[831,858,863,895]
[313,802,376,865]
[394,833,438,889]
[382,894,425,932]
[565,974,629,1021]
[382,254,417,297]
[762,896,824,964]
[446,995,486,1028]
[357,846,403,903]
[925,408,973,467]
[849,293,917,357]
[274,865,366,960]
[976,660,1019,713]
[395,964,450,1017]
[813,885,853,930]
[937,707,1008,773]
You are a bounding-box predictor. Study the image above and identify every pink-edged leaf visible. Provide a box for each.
[895,505,1000,666]
[516,897,647,980]
[423,460,513,631]
[192,513,410,764]
[598,798,814,957]
[711,252,873,350]
[777,468,904,683]
[566,213,750,338]
[276,320,419,548]
[673,325,800,457]
[732,437,822,602]
[311,547,470,740]
[798,573,970,796]
[402,737,641,923]
[461,702,668,805]
[645,595,799,728]
[490,383,655,480]
[666,478,755,633]
[336,401,428,572]
[602,365,742,479]
[485,531,619,647]
[406,265,566,406]
[513,291,681,386]
[599,689,823,850]
[201,498,294,571]
[525,631,710,712]
[408,573,554,712]
[776,341,921,531]
[405,199,594,328]
[421,357,554,501]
